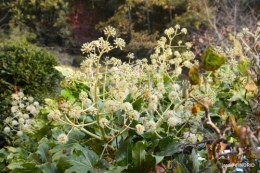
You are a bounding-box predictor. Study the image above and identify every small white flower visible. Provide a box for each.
[4,127,11,133]
[11,106,19,113]
[23,114,29,119]
[148,103,157,111]
[181,28,187,34]
[136,124,145,135]
[18,92,24,98]
[12,120,18,126]
[105,100,117,113]
[57,133,68,144]
[167,116,182,127]
[18,118,25,124]
[164,110,175,118]
[17,131,23,137]
[114,38,126,50]
[104,26,116,37]
[168,91,178,100]
[33,101,39,107]
[79,91,88,101]
[28,96,34,102]
[127,110,140,121]
[149,94,158,103]
[99,118,109,128]
[121,102,133,112]
[144,120,156,132]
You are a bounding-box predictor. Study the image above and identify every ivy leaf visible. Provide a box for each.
[202,45,226,71]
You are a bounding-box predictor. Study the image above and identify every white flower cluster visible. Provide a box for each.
[4,92,41,136]
[183,132,197,144]
[52,25,203,141]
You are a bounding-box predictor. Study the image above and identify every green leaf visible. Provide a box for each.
[61,89,75,101]
[237,58,249,76]
[9,163,40,173]
[189,149,200,172]
[132,97,143,111]
[132,141,147,170]
[37,162,57,173]
[106,166,128,173]
[37,138,50,163]
[157,141,182,156]
[129,141,156,173]
[202,45,226,71]
[64,144,100,173]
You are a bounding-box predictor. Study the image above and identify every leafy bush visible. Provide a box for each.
[0,39,62,143]
[2,25,260,173]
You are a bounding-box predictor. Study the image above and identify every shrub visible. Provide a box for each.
[2,25,260,173]
[0,39,62,145]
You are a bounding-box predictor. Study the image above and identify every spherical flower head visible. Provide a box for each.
[79,91,88,101]
[181,28,187,34]
[149,94,158,103]
[136,124,145,135]
[23,114,29,119]
[5,117,12,124]
[121,102,133,112]
[172,84,180,91]
[81,43,93,54]
[167,116,182,127]
[12,93,19,100]
[168,91,178,101]
[144,120,156,132]
[68,106,82,119]
[183,132,197,144]
[18,118,25,124]
[18,92,24,98]
[57,133,68,144]
[104,26,116,37]
[4,127,11,133]
[185,42,192,49]
[28,96,34,102]
[105,100,117,113]
[175,24,180,29]
[82,98,92,108]
[175,67,182,76]
[12,120,18,126]
[11,106,19,113]
[48,110,61,121]
[148,102,157,111]
[33,101,39,107]
[99,118,109,128]
[127,110,140,121]
[127,52,135,59]
[17,131,23,137]
[164,110,175,118]
[114,38,126,50]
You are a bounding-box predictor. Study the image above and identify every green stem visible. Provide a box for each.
[79,127,103,141]
[155,98,187,130]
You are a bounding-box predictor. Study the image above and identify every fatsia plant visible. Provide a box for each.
[2,24,260,173]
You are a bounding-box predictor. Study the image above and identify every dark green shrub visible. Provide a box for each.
[0,39,62,137]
